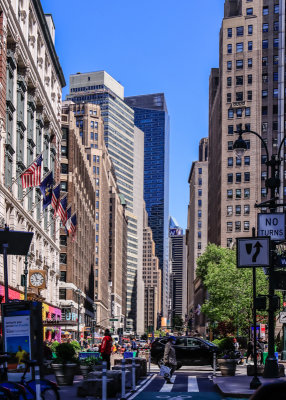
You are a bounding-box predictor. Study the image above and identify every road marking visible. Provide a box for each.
[188,376,199,392]
[160,376,176,392]
[127,373,157,400]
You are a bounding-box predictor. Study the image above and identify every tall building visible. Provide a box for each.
[66,72,141,333]
[60,101,127,336]
[186,138,208,334]
[208,0,283,247]
[142,206,161,332]
[125,93,170,318]
[169,217,187,322]
[0,0,65,338]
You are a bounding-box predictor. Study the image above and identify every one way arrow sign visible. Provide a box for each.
[237,237,270,268]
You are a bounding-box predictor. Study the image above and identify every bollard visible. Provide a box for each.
[102,361,107,400]
[35,365,41,400]
[148,350,151,373]
[131,357,136,392]
[213,352,216,377]
[121,358,126,400]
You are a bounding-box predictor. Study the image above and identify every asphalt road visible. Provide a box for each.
[128,366,249,400]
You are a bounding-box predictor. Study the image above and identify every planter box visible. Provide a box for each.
[52,363,77,386]
[217,359,237,376]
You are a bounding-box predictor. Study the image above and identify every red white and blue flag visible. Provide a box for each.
[65,206,72,232]
[57,195,68,226]
[21,155,42,189]
[70,213,77,240]
[51,184,61,216]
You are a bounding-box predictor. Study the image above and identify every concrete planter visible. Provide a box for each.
[52,363,77,385]
[217,359,237,376]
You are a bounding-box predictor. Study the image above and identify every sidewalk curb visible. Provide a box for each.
[213,377,253,399]
[124,373,157,400]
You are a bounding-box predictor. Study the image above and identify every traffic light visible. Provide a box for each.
[255,296,267,311]
[270,295,280,311]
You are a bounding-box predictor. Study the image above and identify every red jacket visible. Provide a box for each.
[100,335,113,355]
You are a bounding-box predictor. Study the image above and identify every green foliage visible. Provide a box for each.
[80,356,101,367]
[198,244,269,334]
[50,341,59,353]
[173,315,184,329]
[70,340,81,353]
[54,342,77,364]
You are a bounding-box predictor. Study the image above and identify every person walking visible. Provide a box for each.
[100,329,113,370]
[246,338,254,364]
[163,336,177,383]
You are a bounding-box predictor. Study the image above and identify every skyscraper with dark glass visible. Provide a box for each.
[125,93,170,317]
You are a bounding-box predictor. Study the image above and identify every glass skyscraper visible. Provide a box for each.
[125,93,170,317]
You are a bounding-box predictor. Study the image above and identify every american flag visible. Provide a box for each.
[57,195,67,226]
[70,213,77,240]
[65,206,72,233]
[21,155,43,189]
[51,184,61,216]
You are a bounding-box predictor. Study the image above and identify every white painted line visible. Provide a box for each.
[188,376,199,392]
[127,374,157,400]
[160,376,176,392]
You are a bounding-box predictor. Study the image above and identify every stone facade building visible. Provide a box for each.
[0,0,65,336]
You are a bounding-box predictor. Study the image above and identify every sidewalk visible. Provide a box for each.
[213,365,286,398]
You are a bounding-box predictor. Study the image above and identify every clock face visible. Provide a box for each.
[30,272,45,287]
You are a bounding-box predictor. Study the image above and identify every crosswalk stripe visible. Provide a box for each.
[160,376,176,392]
[188,376,199,392]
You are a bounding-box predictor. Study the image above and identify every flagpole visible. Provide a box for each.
[8,151,44,191]
[20,187,33,201]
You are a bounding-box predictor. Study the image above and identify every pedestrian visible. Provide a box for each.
[246,339,254,364]
[163,336,177,384]
[256,339,264,365]
[100,329,113,370]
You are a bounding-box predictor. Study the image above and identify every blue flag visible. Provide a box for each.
[40,171,53,210]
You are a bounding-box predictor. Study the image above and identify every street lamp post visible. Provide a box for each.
[23,255,29,301]
[76,289,81,342]
[92,303,97,346]
[233,124,285,379]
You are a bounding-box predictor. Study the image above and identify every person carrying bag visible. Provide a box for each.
[163,336,177,383]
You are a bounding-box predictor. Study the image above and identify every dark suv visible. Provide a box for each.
[151,336,219,367]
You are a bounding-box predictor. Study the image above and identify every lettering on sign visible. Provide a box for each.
[258,213,285,241]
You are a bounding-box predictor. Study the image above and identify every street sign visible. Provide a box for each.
[275,256,286,268]
[237,237,270,267]
[109,318,118,321]
[258,213,285,241]
[279,312,286,324]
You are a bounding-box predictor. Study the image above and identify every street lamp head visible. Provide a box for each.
[233,134,247,158]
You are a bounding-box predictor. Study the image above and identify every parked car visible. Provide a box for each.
[151,336,219,367]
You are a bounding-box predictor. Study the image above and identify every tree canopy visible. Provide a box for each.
[196,244,269,334]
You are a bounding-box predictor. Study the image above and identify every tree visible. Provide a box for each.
[196,244,268,335]
[172,315,184,330]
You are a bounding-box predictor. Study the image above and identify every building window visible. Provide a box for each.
[228,28,232,38]
[262,57,268,67]
[235,221,241,232]
[236,157,242,166]
[236,189,241,199]
[60,271,66,282]
[60,253,67,264]
[274,38,279,48]
[263,6,269,15]
[245,123,251,131]
[235,205,241,216]
[237,108,242,118]
[60,235,67,246]
[262,89,268,98]
[236,42,243,52]
[248,41,253,51]
[227,222,233,232]
[60,181,67,192]
[274,4,279,13]
[228,109,234,118]
[198,200,202,207]
[248,58,252,68]
[273,72,278,82]
[227,206,233,216]
[244,205,250,215]
[273,89,278,98]
[273,121,278,130]
[227,189,233,199]
[228,157,233,167]
[198,178,202,185]
[61,163,68,174]
[261,171,267,181]
[228,141,233,151]
[261,188,267,198]
[247,91,252,101]
[198,168,202,174]
[228,125,234,135]
[227,44,232,54]
[198,221,202,228]
[274,21,279,31]
[245,140,250,149]
[244,188,250,198]
[262,106,268,115]
[198,242,201,250]
[198,232,201,239]
[227,238,233,248]
[227,173,233,183]
[198,189,202,196]
[236,60,243,70]
[227,61,232,71]
[245,107,251,117]
[262,73,268,83]
[262,122,268,132]
[246,8,253,15]
[236,76,243,85]
[227,93,232,103]
[59,289,66,300]
[61,146,67,157]
[244,172,250,182]
[244,156,250,165]
[262,23,268,33]
[261,155,267,164]
[236,173,241,183]
[248,75,252,84]
[227,77,232,87]
[248,25,253,35]
[273,55,279,65]
[198,210,202,218]
[236,26,244,36]
[262,40,268,49]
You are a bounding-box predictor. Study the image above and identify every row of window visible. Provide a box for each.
[227,121,283,135]
[227,91,252,102]
[244,4,279,16]
[227,221,250,232]
[227,19,279,38]
[227,155,252,167]
[227,38,278,54]
[227,75,252,86]
[227,204,250,216]
[227,55,280,71]
[228,107,251,118]
[227,172,250,183]
[227,188,250,199]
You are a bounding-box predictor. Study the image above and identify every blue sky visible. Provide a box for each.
[41,0,225,229]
